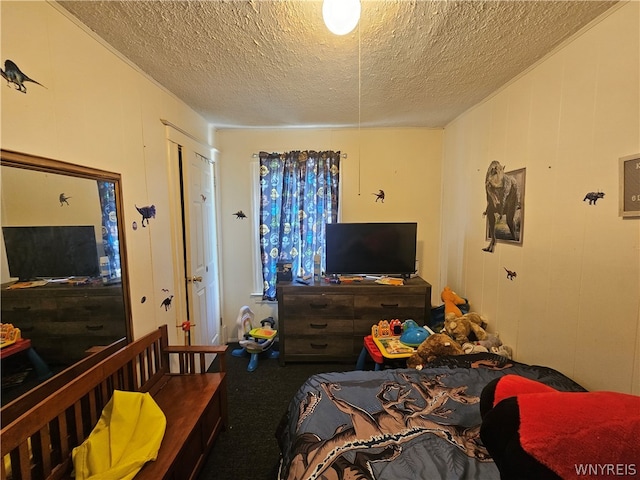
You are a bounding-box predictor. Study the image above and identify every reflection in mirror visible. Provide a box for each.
[0,150,131,407]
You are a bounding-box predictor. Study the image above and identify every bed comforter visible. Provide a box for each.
[276,354,585,480]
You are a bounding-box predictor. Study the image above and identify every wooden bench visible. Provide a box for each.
[1,325,228,480]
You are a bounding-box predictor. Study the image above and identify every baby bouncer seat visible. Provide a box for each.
[231,306,279,372]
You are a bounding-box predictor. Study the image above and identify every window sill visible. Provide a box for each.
[249,292,277,304]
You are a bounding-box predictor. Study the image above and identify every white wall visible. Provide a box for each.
[0,1,213,344]
[442,2,640,393]
[1,167,101,229]
[216,128,443,338]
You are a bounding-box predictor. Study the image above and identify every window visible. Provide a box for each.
[256,151,341,300]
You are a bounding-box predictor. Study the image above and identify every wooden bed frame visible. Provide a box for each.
[1,325,227,480]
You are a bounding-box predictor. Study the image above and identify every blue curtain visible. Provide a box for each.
[259,151,340,300]
[97,181,121,280]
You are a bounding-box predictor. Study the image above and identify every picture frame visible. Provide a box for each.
[619,153,640,218]
[485,167,526,246]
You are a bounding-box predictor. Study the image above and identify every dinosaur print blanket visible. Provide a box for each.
[276,354,585,480]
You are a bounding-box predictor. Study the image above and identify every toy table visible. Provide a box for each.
[0,338,51,381]
[356,335,416,371]
[372,336,416,358]
[0,338,32,359]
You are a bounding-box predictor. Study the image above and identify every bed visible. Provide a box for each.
[276,353,585,480]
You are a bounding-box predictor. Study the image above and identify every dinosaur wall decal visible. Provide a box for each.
[1,59,46,93]
[372,189,385,203]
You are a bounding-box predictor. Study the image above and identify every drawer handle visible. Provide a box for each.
[309,323,328,329]
[309,303,328,309]
[380,303,400,308]
[12,306,31,312]
[86,325,104,331]
[310,342,328,349]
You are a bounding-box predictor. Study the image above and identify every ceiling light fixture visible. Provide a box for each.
[322,0,361,35]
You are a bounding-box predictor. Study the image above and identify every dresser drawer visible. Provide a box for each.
[283,294,354,317]
[1,297,57,323]
[354,294,426,319]
[285,318,353,336]
[55,295,124,322]
[284,336,353,356]
[354,294,426,311]
[31,319,127,337]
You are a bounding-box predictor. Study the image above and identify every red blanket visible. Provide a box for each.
[492,375,640,479]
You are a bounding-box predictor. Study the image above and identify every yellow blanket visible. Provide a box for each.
[72,390,166,480]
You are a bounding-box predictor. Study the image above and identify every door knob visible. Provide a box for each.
[189,275,203,283]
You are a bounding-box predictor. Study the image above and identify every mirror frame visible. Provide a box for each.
[0,148,133,342]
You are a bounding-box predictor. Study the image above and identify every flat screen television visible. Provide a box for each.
[2,225,100,281]
[325,222,417,277]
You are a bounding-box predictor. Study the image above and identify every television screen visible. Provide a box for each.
[325,222,417,276]
[3,226,100,281]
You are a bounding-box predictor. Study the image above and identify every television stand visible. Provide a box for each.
[276,276,431,365]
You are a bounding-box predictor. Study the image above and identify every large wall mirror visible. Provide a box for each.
[1,149,132,405]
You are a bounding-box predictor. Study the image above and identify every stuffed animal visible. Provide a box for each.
[465,333,513,358]
[491,345,513,359]
[444,312,488,344]
[462,342,489,354]
[474,332,502,350]
[441,286,467,317]
[406,333,464,369]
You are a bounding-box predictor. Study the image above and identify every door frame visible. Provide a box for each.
[164,124,222,348]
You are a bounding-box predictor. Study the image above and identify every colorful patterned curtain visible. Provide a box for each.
[97,181,121,280]
[259,150,341,300]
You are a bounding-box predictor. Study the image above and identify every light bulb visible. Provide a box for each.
[323,0,361,36]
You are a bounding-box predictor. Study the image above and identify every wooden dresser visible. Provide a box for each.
[276,277,431,364]
[1,282,128,367]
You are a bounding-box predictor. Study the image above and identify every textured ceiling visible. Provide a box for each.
[56,0,617,129]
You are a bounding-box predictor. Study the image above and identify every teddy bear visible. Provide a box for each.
[441,286,467,317]
[406,333,464,369]
[444,312,488,345]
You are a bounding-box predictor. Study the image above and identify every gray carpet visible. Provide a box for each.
[198,343,355,480]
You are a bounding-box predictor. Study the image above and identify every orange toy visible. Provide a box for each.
[441,286,466,317]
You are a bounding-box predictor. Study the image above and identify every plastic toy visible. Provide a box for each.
[371,319,402,338]
[399,319,431,347]
[378,320,391,337]
[231,306,279,372]
[0,323,21,348]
